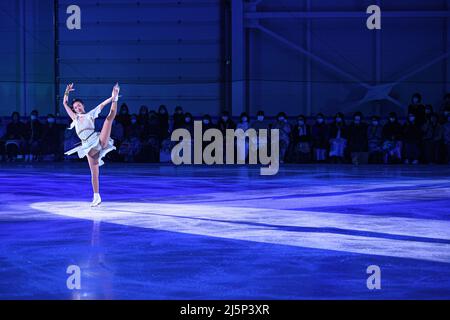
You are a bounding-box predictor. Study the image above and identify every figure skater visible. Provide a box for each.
[63,83,120,206]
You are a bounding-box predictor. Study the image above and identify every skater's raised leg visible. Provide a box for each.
[99,84,120,149]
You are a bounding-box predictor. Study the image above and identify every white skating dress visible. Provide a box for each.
[64,104,115,166]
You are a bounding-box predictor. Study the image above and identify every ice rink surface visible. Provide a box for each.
[1,163,449,299]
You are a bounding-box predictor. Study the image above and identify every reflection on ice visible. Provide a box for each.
[31,201,450,264]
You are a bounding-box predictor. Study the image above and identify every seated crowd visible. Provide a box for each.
[1,93,450,165]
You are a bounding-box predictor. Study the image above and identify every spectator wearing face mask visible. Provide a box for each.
[24,110,44,162]
[236,112,250,163]
[311,113,329,162]
[347,112,368,165]
[367,115,383,164]
[382,112,403,164]
[119,114,142,162]
[146,111,160,139]
[140,111,161,163]
[116,103,132,131]
[440,93,450,117]
[0,117,6,161]
[41,114,61,160]
[424,105,433,120]
[237,112,250,131]
[137,105,150,134]
[408,93,426,127]
[109,119,124,162]
[443,113,450,163]
[172,106,185,131]
[250,111,270,161]
[177,112,194,163]
[202,114,215,132]
[403,112,422,164]
[329,112,347,163]
[6,112,27,161]
[291,115,311,163]
[217,111,235,163]
[272,112,291,163]
[250,111,269,131]
[443,104,450,121]
[218,111,236,135]
[158,105,170,141]
[201,114,215,155]
[182,112,194,135]
[422,113,443,164]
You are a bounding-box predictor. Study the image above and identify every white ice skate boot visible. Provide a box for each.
[91,193,102,207]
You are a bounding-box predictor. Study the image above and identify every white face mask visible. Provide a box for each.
[257,116,264,121]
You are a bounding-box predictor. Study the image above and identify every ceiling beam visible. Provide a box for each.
[245,11,450,20]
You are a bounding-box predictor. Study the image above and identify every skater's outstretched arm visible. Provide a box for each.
[96,96,113,112]
[63,83,76,120]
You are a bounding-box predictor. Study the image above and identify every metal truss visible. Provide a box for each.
[232,0,450,115]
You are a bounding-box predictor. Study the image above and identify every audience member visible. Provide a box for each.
[272,112,291,163]
[329,112,347,163]
[24,110,44,162]
[311,113,328,162]
[382,112,403,164]
[403,112,422,164]
[291,115,311,163]
[367,115,383,164]
[5,112,26,161]
[347,112,368,165]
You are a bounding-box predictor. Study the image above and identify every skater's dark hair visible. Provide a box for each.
[71,98,84,106]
